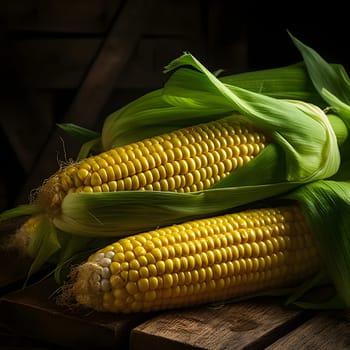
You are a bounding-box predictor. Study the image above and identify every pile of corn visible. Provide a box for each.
[1,33,350,313]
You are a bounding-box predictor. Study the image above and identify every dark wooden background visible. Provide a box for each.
[0,0,349,212]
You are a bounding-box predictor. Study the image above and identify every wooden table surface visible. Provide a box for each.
[1,230,349,350]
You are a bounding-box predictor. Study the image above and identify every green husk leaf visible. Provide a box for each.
[53,180,303,237]
[57,124,102,159]
[61,62,326,156]
[52,233,114,283]
[23,218,115,284]
[26,215,61,282]
[57,123,100,144]
[101,88,233,150]
[327,113,349,146]
[286,180,350,307]
[289,32,350,125]
[0,204,40,221]
[98,54,340,158]
[220,62,325,106]
[162,53,340,183]
[69,54,340,157]
[213,144,285,188]
[289,32,350,168]
[76,137,102,160]
[92,52,342,185]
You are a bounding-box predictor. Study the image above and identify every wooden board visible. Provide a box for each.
[1,260,348,350]
[0,277,153,349]
[130,298,312,350]
[266,310,350,349]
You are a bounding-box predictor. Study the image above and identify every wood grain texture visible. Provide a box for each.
[130,299,311,350]
[266,310,350,350]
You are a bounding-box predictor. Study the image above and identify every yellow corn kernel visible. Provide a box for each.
[69,204,320,313]
[37,117,269,215]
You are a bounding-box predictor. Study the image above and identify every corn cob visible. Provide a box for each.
[38,117,268,216]
[17,215,41,238]
[4,215,41,255]
[2,42,344,290]
[66,204,320,313]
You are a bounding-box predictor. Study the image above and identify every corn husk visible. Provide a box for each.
[284,180,350,308]
[289,32,350,120]
[17,214,114,283]
[0,36,347,282]
[32,53,343,240]
[220,62,324,105]
[289,31,350,168]
[60,62,327,159]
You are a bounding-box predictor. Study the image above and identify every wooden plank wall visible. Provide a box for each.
[0,0,247,212]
